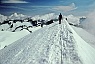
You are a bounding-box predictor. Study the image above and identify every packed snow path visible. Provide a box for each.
[58,20,82,64]
[0,19,86,64]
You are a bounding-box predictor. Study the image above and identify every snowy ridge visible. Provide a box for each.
[58,20,82,64]
[0,19,95,64]
[71,26,95,49]
[64,19,95,64]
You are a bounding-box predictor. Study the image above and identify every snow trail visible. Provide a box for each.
[59,20,82,64]
[0,19,83,64]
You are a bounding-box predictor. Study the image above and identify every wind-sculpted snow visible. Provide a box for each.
[0,19,95,64]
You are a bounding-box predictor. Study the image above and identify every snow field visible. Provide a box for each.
[0,19,95,64]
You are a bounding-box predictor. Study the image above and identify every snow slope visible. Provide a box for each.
[0,30,29,50]
[0,19,95,64]
[64,20,95,64]
[71,26,95,49]
[0,26,41,50]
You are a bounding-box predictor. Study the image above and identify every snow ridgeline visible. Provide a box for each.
[64,20,95,64]
[71,26,95,49]
[0,19,95,64]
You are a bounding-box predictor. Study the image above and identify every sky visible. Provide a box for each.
[0,0,95,16]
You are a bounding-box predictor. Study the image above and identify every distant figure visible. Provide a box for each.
[4,45,7,48]
[58,13,62,24]
[66,18,67,20]
[1,29,4,31]
[10,24,13,28]
[41,22,43,27]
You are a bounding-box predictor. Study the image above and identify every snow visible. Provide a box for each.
[0,26,41,50]
[0,30,29,49]
[64,20,95,64]
[0,13,28,22]
[71,26,95,48]
[0,24,10,31]
[0,13,95,64]
[65,15,80,25]
[0,13,58,32]
[12,22,32,31]
[0,20,81,64]
[0,21,34,32]
[0,14,7,23]
[8,13,28,20]
[0,18,95,64]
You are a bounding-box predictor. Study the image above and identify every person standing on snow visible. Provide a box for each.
[58,13,62,24]
[41,22,43,27]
